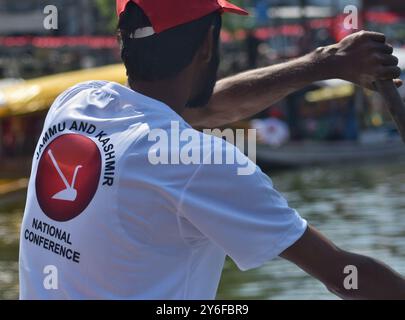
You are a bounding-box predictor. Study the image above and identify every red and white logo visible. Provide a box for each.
[36,134,102,222]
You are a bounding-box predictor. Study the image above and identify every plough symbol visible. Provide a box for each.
[48,149,82,202]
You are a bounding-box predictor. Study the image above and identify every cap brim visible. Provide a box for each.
[220,0,249,15]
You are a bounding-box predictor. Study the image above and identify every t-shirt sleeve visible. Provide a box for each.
[177,145,307,271]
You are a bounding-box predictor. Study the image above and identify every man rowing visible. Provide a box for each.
[19,0,405,299]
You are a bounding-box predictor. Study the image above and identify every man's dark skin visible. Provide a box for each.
[132,29,405,299]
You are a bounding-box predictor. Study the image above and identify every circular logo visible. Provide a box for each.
[36,134,101,222]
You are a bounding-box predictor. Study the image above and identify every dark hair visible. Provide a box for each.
[118,2,221,83]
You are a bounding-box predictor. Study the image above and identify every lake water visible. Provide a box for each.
[1,161,405,300]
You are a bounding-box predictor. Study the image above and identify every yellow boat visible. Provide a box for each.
[0,64,127,118]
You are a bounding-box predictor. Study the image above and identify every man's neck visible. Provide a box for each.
[130,77,190,115]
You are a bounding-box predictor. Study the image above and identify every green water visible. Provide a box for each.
[0,200,21,300]
[2,162,405,300]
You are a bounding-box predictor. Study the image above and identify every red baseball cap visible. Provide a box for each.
[116,0,248,35]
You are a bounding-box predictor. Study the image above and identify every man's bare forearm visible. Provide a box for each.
[182,47,336,129]
[327,250,405,300]
[183,31,401,129]
[282,226,405,300]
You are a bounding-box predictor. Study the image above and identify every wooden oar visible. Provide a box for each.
[374,80,405,143]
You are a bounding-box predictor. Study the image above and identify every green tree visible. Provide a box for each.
[95,0,117,33]
[222,0,254,33]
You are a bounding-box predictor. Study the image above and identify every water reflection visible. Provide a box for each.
[1,161,405,299]
[0,202,21,300]
[217,161,405,299]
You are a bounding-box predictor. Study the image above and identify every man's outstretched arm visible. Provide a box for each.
[183,31,402,129]
[280,225,405,300]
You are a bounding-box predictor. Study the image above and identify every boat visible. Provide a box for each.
[0,64,126,118]
[255,139,405,168]
[0,178,28,206]
[252,49,405,169]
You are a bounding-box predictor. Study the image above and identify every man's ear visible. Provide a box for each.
[199,25,215,63]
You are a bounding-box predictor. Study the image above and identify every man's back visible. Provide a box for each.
[19,81,307,299]
[19,81,222,299]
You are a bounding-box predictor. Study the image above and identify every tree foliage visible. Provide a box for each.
[95,0,117,33]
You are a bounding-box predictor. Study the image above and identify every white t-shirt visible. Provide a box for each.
[19,81,307,299]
